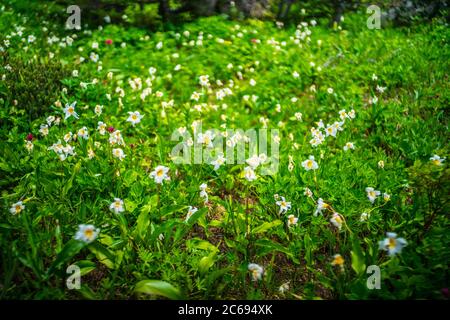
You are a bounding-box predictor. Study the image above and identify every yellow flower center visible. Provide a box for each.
[369,191,375,198]
[333,255,344,265]
[132,114,137,120]
[307,160,313,168]
[433,159,441,165]
[68,107,74,114]
[84,229,94,239]
[156,169,164,177]
[388,237,397,250]
[15,205,21,213]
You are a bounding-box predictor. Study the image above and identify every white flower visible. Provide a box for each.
[348,109,356,119]
[294,112,302,121]
[150,165,170,184]
[90,52,99,63]
[185,206,198,222]
[199,75,210,87]
[75,224,99,243]
[378,160,385,169]
[302,155,318,171]
[314,198,328,216]
[360,212,370,221]
[112,148,126,161]
[10,201,25,215]
[379,232,407,257]
[156,41,163,50]
[191,91,201,101]
[343,142,355,151]
[243,166,257,181]
[279,282,290,294]
[292,71,299,78]
[376,85,386,93]
[48,140,64,154]
[63,102,79,120]
[430,155,445,166]
[211,154,226,170]
[366,187,381,204]
[249,78,256,86]
[287,214,298,227]
[88,148,95,159]
[197,131,215,148]
[325,125,337,137]
[246,154,261,169]
[327,87,334,94]
[39,124,49,136]
[276,197,291,214]
[127,111,144,126]
[25,141,33,152]
[109,198,124,214]
[339,109,348,121]
[304,187,313,198]
[248,263,264,281]
[199,183,208,203]
[383,193,391,201]
[77,126,89,140]
[330,213,343,230]
[109,130,125,146]
[94,104,103,116]
[47,115,55,126]
[97,122,106,135]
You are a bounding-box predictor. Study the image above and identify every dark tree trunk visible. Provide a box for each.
[331,0,345,26]
[158,0,170,22]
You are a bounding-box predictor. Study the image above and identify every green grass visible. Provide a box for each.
[0,7,449,300]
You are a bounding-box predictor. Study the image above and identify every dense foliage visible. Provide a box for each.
[0,2,449,300]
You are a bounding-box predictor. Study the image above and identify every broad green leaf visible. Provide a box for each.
[134,280,184,300]
[47,239,85,276]
[62,161,81,197]
[199,252,217,273]
[351,236,366,276]
[186,238,218,252]
[74,260,96,276]
[304,234,313,266]
[251,220,282,234]
[255,239,299,263]
[88,242,115,269]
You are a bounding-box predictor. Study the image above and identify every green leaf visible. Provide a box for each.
[199,252,217,273]
[186,238,218,252]
[47,239,85,276]
[134,208,150,240]
[62,161,81,197]
[88,242,115,269]
[251,220,282,234]
[351,236,366,276]
[74,260,96,276]
[134,280,184,300]
[255,239,299,263]
[304,234,313,266]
